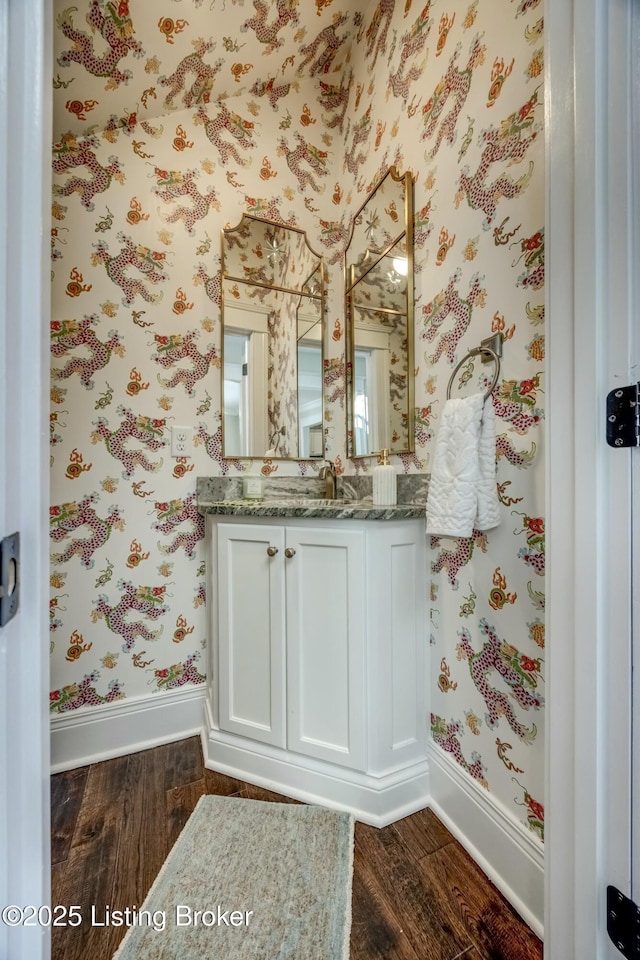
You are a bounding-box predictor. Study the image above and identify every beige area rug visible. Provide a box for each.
[112,794,354,960]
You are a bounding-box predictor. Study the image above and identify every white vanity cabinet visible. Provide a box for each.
[216,520,366,768]
[204,512,429,826]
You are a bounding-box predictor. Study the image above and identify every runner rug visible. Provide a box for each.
[112,794,354,960]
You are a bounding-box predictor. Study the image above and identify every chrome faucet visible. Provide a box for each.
[319,460,337,499]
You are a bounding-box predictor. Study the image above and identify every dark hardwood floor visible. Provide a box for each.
[50,737,542,960]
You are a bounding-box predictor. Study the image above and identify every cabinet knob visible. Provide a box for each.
[266,545,278,557]
[284,547,296,559]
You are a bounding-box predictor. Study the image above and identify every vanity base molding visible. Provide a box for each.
[203,700,430,827]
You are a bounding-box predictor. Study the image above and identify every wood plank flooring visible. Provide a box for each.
[50,737,542,960]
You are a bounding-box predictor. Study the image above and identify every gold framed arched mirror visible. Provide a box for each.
[345,167,414,459]
[221,215,325,461]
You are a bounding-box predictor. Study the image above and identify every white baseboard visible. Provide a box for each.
[203,701,430,827]
[427,743,544,937]
[50,687,207,773]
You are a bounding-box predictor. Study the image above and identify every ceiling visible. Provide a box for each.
[53,0,374,139]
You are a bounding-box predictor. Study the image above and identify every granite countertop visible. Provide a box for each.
[197,497,426,521]
[196,474,428,521]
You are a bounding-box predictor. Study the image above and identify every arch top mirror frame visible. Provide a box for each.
[222,214,324,298]
[221,214,326,462]
[345,168,415,460]
[345,167,412,294]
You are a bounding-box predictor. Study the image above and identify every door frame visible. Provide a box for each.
[0,1,52,959]
[545,0,636,955]
[0,0,629,956]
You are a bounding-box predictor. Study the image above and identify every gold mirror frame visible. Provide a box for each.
[345,168,415,459]
[221,214,325,461]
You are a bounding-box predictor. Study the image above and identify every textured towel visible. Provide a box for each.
[426,392,500,538]
[475,399,500,530]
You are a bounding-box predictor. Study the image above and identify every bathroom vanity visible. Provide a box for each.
[201,167,427,824]
[199,496,429,826]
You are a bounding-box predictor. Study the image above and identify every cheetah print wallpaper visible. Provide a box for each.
[50,0,544,841]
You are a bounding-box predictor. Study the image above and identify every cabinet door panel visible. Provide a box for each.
[366,525,427,774]
[390,541,423,749]
[217,523,286,746]
[286,527,366,768]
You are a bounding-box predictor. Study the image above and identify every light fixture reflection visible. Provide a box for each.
[266,236,284,267]
[392,256,408,276]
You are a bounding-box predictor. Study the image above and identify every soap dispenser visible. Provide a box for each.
[372,449,397,506]
[242,461,264,500]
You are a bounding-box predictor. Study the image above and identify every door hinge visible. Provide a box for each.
[606,383,640,447]
[0,531,19,627]
[607,886,640,958]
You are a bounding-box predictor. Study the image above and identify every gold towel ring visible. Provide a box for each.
[446,347,500,402]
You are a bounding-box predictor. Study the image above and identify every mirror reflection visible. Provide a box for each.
[346,167,408,290]
[346,169,414,458]
[221,215,324,460]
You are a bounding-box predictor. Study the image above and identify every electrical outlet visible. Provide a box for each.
[171,426,194,458]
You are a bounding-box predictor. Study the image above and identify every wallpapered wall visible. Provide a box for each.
[267,291,299,456]
[50,0,544,840]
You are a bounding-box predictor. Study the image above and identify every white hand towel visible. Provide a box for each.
[426,393,500,538]
[475,398,501,530]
